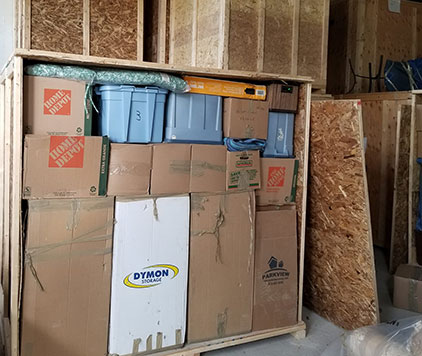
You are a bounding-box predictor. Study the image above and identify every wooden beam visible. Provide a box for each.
[137,0,144,61]
[291,0,300,75]
[23,0,31,49]
[156,0,167,64]
[0,82,5,292]
[256,0,266,73]
[83,0,90,56]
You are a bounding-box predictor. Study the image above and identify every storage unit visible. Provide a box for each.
[263,112,295,158]
[109,196,190,355]
[96,85,168,143]
[165,93,223,144]
[0,54,311,356]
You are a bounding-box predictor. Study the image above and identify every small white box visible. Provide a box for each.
[109,196,190,355]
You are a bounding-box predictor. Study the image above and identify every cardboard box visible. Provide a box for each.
[253,207,298,331]
[150,144,191,195]
[107,144,152,196]
[188,191,255,343]
[226,150,261,191]
[23,135,109,199]
[109,196,190,355]
[20,197,114,356]
[256,158,299,206]
[183,76,266,100]
[190,144,226,193]
[223,98,269,139]
[24,76,92,136]
[394,264,422,312]
[267,83,299,112]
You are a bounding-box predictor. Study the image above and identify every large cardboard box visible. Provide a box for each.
[256,158,299,206]
[20,197,114,356]
[226,150,261,191]
[253,207,298,331]
[150,144,191,195]
[223,98,269,139]
[188,191,255,343]
[109,196,190,355]
[24,76,92,136]
[23,135,109,199]
[267,84,299,112]
[394,264,422,312]
[190,144,226,193]
[107,144,152,196]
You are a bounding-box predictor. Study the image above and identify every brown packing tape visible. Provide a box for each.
[175,329,182,345]
[132,338,141,355]
[190,194,209,211]
[156,332,163,349]
[244,125,254,138]
[169,160,191,174]
[116,193,189,203]
[146,335,152,351]
[191,160,226,177]
[247,191,255,272]
[28,196,114,212]
[217,308,228,338]
[409,279,419,312]
[109,161,150,177]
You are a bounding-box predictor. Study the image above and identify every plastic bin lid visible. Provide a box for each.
[96,85,168,94]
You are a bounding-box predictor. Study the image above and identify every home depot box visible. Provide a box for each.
[109,196,190,355]
[107,144,152,196]
[150,144,191,194]
[23,135,109,199]
[393,264,422,312]
[253,207,298,331]
[256,158,299,206]
[188,191,255,343]
[24,76,92,136]
[226,150,260,191]
[223,98,269,139]
[20,197,114,356]
[190,144,226,193]
[267,84,299,112]
[183,76,266,100]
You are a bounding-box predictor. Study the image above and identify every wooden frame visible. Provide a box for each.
[1,51,311,356]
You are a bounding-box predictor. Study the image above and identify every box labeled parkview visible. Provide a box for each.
[23,135,109,199]
[24,76,92,136]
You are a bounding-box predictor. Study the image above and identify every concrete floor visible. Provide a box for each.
[205,247,420,355]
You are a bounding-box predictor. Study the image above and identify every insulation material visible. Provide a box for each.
[30,0,83,54]
[227,0,259,72]
[90,0,138,60]
[263,0,295,74]
[305,100,378,330]
[390,105,412,273]
[297,0,326,79]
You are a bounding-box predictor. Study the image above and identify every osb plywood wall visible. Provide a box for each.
[90,0,138,60]
[327,0,422,94]
[390,105,412,272]
[31,0,84,54]
[305,100,378,330]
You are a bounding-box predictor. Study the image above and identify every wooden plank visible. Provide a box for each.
[10,56,23,356]
[90,0,138,60]
[157,0,168,63]
[23,0,31,49]
[256,0,265,73]
[305,100,379,330]
[137,0,144,61]
[83,0,90,56]
[390,105,412,272]
[30,0,84,54]
[338,92,412,101]
[0,81,5,290]
[14,48,312,83]
[143,322,306,356]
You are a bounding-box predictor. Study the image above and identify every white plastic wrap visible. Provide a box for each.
[322,316,422,356]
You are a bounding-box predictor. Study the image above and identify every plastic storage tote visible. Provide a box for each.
[263,112,295,158]
[95,85,168,143]
[165,93,223,144]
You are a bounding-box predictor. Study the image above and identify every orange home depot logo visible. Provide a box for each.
[48,136,85,168]
[44,89,71,115]
[267,166,286,187]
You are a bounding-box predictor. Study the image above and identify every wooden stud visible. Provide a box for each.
[256,0,266,72]
[191,0,198,66]
[137,0,144,61]
[83,0,90,56]
[168,0,175,65]
[157,0,168,64]
[320,0,330,82]
[10,56,23,356]
[221,0,230,70]
[290,0,300,76]
[0,82,5,288]
[23,0,31,49]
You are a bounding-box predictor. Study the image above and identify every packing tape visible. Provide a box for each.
[27,245,112,264]
[190,194,209,211]
[191,160,226,177]
[146,335,152,351]
[132,338,141,355]
[156,332,163,349]
[152,198,159,221]
[169,160,191,174]
[109,161,150,177]
[247,191,255,272]
[217,308,228,338]
[409,279,419,311]
[29,197,114,213]
[238,170,250,190]
[244,125,254,138]
[175,329,182,345]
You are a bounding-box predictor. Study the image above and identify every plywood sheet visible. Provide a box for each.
[169,0,194,65]
[90,0,138,60]
[31,0,83,54]
[297,0,325,79]
[390,105,412,273]
[227,0,259,72]
[305,100,378,330]
[263,0,295,74]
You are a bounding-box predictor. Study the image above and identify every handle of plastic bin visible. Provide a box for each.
[148,93,157,142]
[122,91,133,142]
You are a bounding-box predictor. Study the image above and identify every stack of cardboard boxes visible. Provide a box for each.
[20,74,300,356]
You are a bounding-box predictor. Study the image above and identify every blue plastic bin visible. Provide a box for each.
[165,93,223,144]
[263,112,295,158]
[95,85,168,143]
